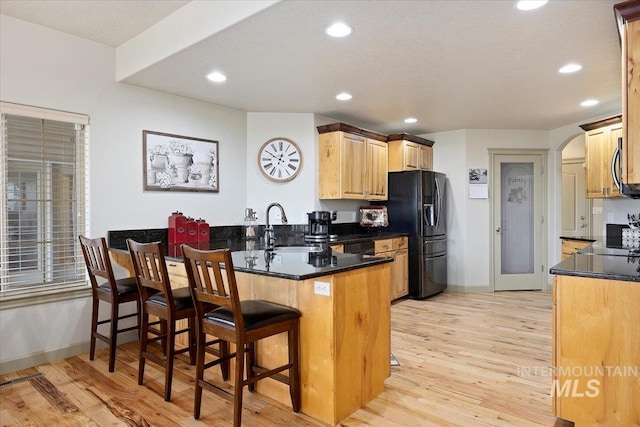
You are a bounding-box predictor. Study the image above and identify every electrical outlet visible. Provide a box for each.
[271,254,282,266]
[314,281,331,296]
[273,210,282,223]
[606,213,614,224]
[592,206,603,215]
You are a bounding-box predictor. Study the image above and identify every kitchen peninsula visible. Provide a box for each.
[549,242,639,426]
[110,242,393,426]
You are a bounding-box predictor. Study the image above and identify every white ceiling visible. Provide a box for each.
[0,0,622,135]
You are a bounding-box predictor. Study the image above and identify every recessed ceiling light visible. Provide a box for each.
[559,63,582,74]
[404,117,418,124]
[516,0,548,11]
[206,71,227,82]
[336,92,352,101]
[326,23,352,38]
[580,99,599,107]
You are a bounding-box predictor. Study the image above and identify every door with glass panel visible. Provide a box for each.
[492,153,545,291]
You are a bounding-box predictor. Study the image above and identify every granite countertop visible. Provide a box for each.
[550,238,640,282]
[109,240,393,281]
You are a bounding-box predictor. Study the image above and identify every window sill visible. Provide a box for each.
[0,285,92,310]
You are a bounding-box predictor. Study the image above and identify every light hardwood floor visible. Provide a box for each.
[0,291,573,426]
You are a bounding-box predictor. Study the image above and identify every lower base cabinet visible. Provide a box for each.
[552,275,640,426]
[375,237,408,301]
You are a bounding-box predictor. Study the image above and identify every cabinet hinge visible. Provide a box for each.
[541,264,544,273]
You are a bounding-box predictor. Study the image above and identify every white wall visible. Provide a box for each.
[427,129,551,291]
[246,113,320,226]
[0,15,247,368]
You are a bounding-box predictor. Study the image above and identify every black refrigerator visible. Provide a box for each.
[382,170,447,299]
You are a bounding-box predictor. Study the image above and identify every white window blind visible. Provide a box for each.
[1,103,88,301]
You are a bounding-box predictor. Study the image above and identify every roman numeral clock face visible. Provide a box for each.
[257,137,303,182]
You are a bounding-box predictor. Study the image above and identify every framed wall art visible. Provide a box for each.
[143,130,219,192]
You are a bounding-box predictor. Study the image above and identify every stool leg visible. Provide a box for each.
[233,342,245,427]
[108,300,119,372]
[138,312,149,386]
[164,319,176,401]
[193,327,206,420]
[220,340,230,381]
[89,296,99,361]
[247,342,256,392]
[289,320,301,412]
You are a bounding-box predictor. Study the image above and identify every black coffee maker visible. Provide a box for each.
[304,211,337,242]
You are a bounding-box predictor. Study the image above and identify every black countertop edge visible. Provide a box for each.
[550,253,640,283]
[559,235,597,242]
[550,267,640,282]
[233,256,393,281]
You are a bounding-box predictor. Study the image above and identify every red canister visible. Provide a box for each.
[168,211,187,245]
[186,217,198,243]
[197,218,210,246]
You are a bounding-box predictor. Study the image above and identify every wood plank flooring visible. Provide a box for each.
[0,291,574,426]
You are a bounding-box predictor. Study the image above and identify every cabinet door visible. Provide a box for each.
[585,127,607,198]
[341,133,367,199]
[392,249,409,300]
[366,138,388,200]
[419,145,433,170]
[623,19,640,188]
[403,142,419,170]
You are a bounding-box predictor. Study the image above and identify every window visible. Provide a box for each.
[1,102,89,305]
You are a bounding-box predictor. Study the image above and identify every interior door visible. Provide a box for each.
[492,154,544,291]
[561,160,590,237]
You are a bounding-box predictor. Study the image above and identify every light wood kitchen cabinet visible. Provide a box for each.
[317,123,388,201]
[580,116,622,198]
[387,133,434,172]
[552,274,640,426]
[375,237,408,300]
[615,2,640,191]
[560,238,592,260]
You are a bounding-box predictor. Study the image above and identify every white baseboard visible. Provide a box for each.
[0,330,139,375]
[445,284,493,293]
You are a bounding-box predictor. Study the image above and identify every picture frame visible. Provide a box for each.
[143,130,219,192]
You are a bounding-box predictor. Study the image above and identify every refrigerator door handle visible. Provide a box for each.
[434,177,442,229]
[424,254,447,261]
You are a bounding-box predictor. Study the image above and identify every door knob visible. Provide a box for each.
[496,227,501,233]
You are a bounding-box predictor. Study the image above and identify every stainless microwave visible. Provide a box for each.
[612,137,640,199]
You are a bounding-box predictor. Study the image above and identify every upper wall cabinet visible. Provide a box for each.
[580,116,622,198]
[387,133,434,172]
[317,123,388,200]
[614,1,640,190]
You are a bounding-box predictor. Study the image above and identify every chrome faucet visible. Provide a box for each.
[264,203,288,249]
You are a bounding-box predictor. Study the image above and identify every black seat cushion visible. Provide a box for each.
[204,300,301,331]
[99,277,139,296]
[148,286,194,311]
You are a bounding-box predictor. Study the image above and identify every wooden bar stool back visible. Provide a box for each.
[79,235,140,373]
[126,239,196,401]
[181,245,301,426]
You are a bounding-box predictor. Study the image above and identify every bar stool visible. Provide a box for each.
[181,245,301,426]
[79,235,141,373]
[126,239,196,401]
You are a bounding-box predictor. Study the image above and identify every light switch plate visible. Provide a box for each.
[314,281,331,296]
[592,206,603,215]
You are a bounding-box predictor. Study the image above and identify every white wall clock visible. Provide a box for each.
[257,137,303,182]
